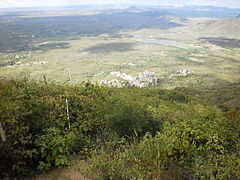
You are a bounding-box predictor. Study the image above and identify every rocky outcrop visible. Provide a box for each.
[169,69,192,77]
[99,79,126,87]
[8,61,47,67]
[99,71,159,88]
[110,71,134,81]
[99,69,194,88]
[130,71,158,88]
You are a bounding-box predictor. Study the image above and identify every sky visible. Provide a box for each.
[0,0,240,9]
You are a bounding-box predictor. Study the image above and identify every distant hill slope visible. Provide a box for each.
[184,18,240,39]
[155,6,240,18]
[237,14,240,18]
[201,18,240,38]
[176,82,240,111]
[157,15,188,24]
[0,10,183,52]
[165,17,240,40]
[125,6,142,12]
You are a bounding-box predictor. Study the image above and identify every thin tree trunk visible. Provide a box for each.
[68,69,71,83]
[0,122,6,142]
[66,98,71,130]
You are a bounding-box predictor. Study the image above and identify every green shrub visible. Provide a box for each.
[36,127,76,170]
[0,79,239,179]
[87,104,240,179]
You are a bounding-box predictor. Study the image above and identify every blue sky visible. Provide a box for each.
[0,0,240,8]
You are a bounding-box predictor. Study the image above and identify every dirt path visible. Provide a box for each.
[32,159,90,180]
[34,168,90,180]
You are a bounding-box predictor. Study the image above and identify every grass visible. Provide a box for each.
[0,10,239,89]
[0,34,239,88]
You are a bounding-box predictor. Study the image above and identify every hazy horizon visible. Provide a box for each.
[0,0,240,9]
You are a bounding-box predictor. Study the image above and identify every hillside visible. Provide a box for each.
[196,18,240,39]
[0,4,239,180]
[157,5,240,18]
[176,82,240,111]
[157,17,240,40]
[0,79,239,179]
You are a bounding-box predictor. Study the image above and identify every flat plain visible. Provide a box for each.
[0,6,239,88]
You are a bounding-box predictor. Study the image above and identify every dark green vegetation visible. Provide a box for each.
[176,83,240,112]
[38,42,70,51]
[0,10,175,53]
[0,79,239,179]
[83,42,136,54]
[0,6,239,53]
[199,37,240,48]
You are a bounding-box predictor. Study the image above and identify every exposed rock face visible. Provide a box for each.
[169,69,192,77]
[131,71,158,88]
[98,72,105,76]
[99,71,159,88]
[99,69,193,87]
[99,79,126,87]
[8,61,47,67]
[110,71,134,81]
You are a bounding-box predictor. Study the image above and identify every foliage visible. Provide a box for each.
[87,100,240,180]
[0,79,239,179]
[36,127,76,170]
[175,82,240,111]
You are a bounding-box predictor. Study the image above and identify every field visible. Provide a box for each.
[0,6,240,89]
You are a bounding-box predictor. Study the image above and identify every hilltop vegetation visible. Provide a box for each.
[0,5,240,179]
[0,79,239,179]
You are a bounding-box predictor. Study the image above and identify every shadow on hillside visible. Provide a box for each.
[83,42,136,54]
[0,10,184,52]
[38,42,70,51]
[199,37,240,48]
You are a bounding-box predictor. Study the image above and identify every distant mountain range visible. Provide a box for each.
[237,14,240,18]
[123,5,240,18]
[0,5,240,53]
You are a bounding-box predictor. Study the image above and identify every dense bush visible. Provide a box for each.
[0,80,167,178]
[36,127,76,170]
[175,83,240,111]
[87,101,240,179]
[0,79,239,179]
